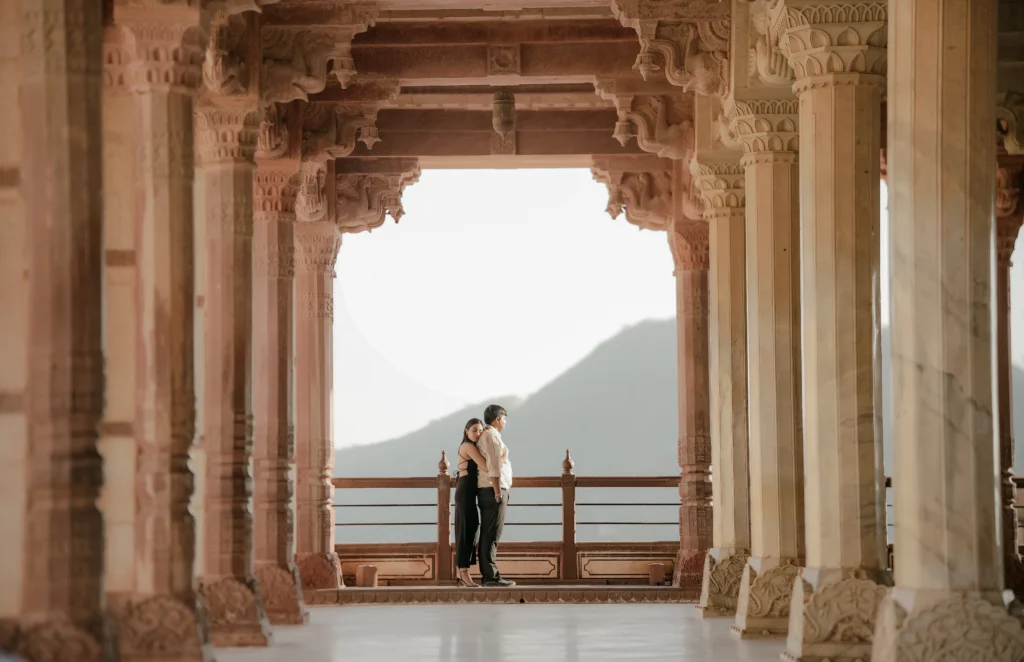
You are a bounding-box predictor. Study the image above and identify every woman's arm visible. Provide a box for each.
[464,442,488,474]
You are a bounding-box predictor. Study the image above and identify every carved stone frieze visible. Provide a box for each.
[725,96,800,157]
[669,221,710,271]
[612,1,731,97]
[698,550,749,617]
[335,166,422,234]
[873,594,1024,661]
[261,8,378,103]
[593,168,673,231]
[772,1,888,86]
[784,575,890,662]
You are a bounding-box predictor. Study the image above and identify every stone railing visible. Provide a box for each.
[331,451,682,588]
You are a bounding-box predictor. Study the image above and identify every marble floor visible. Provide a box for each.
[217,603,785,662]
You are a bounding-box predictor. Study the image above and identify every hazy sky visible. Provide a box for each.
[333,172,1024,450]
[333,169,677,448]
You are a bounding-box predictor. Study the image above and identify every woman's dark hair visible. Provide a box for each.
[461,418,484,445]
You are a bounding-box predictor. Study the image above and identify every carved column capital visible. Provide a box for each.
[998,162,1024,266]
[335,162,421,234]
[294,223,341,278]
[689,152,745,221]
[724,95,799,164]
[592,165,674,231]
[611,0,731,97]
[772,0,888,90]
[261,6,379,103]
[195,103,261,165]
[669,221,711,272]
[115,9,205,95]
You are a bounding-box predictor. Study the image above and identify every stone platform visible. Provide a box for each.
[306,585,697,605]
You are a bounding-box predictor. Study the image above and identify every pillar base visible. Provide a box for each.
[255,563,310,626]
[297,552,343,591]
[108,593,213,662]
[673,549,707,590]
[697,548,749,618]
[781,567,890,662]
[872,588,1024,661]
[199,577,272,648]
[731,556,802,639]
[0,617,108,662]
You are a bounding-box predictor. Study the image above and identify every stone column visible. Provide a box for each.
[252,146,308,624]
[873,0,1024,658]
[194,97,272,646]
[0,0,27,639]
[110,8,212,660]
[294,213,343,591]
[692,151,751,618]
[777,3,891,659]
[997,162,1024,596]
[668,213,713,590]
[2,1,109,658]
[726,94,805,639]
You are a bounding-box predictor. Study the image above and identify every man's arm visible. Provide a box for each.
[463,442,488,474]
[479,431,502,499]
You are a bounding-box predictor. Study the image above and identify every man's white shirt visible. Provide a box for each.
[476,426,513,490]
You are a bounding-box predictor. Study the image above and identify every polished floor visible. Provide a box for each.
[217,603,785,662]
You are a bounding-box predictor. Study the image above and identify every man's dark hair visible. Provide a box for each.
[484,404,507,426]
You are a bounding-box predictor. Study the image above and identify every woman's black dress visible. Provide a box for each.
[454,441,480,569]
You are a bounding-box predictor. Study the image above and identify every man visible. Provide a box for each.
[476,404,515,587]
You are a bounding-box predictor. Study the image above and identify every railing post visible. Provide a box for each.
[437,451,453,583]
[561,450,578,581]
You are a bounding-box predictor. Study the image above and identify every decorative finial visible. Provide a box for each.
[438,450,450,475]
[562,449,575,475]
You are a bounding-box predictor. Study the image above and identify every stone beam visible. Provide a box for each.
[342,108,646,158]
[313,82,613,110]
[375,6,613,23]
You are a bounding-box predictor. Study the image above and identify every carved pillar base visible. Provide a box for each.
[198,579,271,648]
[0,619,106,662]
[673,548,707,590]
[108,594,212,662]
[697,548,749,618]
[782,568,890,662]
[872,590,1024,661]
[731,556,801,639]
[296,552,343,591]
[254,564,308,626]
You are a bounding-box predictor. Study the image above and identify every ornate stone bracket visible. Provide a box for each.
[595,87,696,160]
[257,102,290,159]
[335,163,421,234]
[747,8,796,87]
[772,0,888,82]
[261,5,378,103]
[611,1,731,97]
[998,162,1024,266]
[998,92,1024,156]
[592,164,673,231]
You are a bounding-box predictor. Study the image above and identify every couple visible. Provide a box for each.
[453,404,515,588]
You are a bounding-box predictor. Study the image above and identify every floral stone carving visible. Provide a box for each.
[698,551,749,616]
[199,578,270,648]
[255,564,309,626]
[784,575,890,661]
[111,594,210,662]
[297,551,343,590]
[733,559,801,638]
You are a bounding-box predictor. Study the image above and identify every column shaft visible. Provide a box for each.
[727,96,805,639]
[252,159,308,624]
[779,3,891,658]
[874,0,1024,658]
[294,221,343,590]
[109,11,212,661]
[5,1,109,658]
[194,103,271,647]
[693,154,751,618]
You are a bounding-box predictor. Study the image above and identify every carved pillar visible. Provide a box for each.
[726,94,805,639]
[0,0,27,638]
[668,208,713,590]
[294,210,343,591]
[252,116,308,622]
[194,96,272,647]
[692,151,750,618]
[775,3,891,659]
[873,1,1024,658]
[0,1,109,659]
[109,8,212,660]
[997,161,1024,597]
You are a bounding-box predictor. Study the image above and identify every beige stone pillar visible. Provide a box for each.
[108,7,213,660]
[997,162,1024,596]
[776,3,891,659]
[194,96,272,645]
[873,0,1024,658]
[0,0,27,638]
[692,151,751,618]
[2,1,109,658]
[294,214,343,591]
[726,93,805,639]
[668,211,713,590]
[253,145,309,624]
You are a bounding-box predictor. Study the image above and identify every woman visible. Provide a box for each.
[454,418,489,587]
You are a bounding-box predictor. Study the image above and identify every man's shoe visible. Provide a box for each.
[483,578,516,587]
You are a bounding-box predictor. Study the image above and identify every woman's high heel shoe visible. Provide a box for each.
[456,572,479,588]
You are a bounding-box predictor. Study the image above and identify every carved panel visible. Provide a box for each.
[487,44,521,76]
[594,168,673,231]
